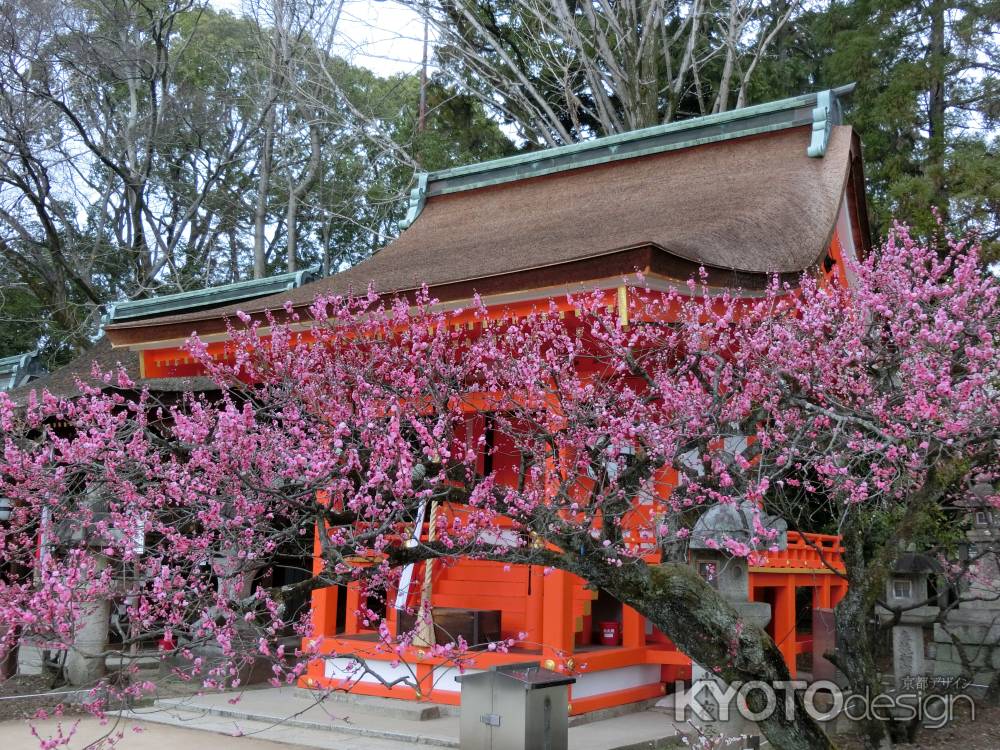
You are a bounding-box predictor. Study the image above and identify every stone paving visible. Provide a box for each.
[131,686,688,750]
[6,651,690,750]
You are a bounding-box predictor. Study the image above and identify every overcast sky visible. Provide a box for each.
[212,0,431,78]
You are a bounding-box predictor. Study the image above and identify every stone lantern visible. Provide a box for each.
[689,501,787,628]
[876,553,940,690]
[49,500,147,686]
[672,502,788,735]
[49,506,116,686]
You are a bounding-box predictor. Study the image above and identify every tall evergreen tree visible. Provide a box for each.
[814,0,999,257]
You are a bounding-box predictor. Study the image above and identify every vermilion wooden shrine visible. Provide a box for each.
[103,88,868,715]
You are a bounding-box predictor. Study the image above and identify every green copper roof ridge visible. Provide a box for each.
[107,266,320,323]
[0,349,44,392]
[398,84,853,230]
[0,349,39,367]
[433,84,854,182]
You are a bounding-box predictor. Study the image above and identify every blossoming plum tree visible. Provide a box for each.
[0,227,996,750]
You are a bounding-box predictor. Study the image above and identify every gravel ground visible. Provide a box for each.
[0,717,314,750]
[0,675,89,722]
[836,702,1000,749]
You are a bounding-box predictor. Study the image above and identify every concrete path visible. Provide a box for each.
[139,688,461,749]
[1,687,688,750]
[136,686,687,750]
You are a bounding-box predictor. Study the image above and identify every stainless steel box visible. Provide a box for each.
[456,662,575,750]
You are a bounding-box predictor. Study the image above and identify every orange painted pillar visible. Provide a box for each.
[830,583,847,608]
[622,605,644,648]
[344,583,362,635]
[814,577,832,610]
[303,586,335,687]
[541,569,574,661]
[539,430,574,662]
[525,565,545,647]
[304,514,335,687]
[772,579,797,678]
[310,587,338,638]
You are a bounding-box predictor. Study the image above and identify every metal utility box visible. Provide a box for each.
[456,662,575,750]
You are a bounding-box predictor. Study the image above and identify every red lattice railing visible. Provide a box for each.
[759,531,845,572]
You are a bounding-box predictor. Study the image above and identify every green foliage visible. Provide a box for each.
[0,284,46,359]
[863,501,968,565]
[0,279,74,367]
[415,79,517,171]
[812,0,999,255]
[255,60,514,277]
[0,3,513,354]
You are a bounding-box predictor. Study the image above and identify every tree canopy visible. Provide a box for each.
[1,0,997,362]
[2,228,997,749]
[0,0,513,361]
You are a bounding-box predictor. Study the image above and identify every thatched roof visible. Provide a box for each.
[108,126,864,346]
[105,86,870,347]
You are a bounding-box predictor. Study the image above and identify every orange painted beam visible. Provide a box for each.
[642,646,693,666]
[758,531,845,572]
[568,683,664,716]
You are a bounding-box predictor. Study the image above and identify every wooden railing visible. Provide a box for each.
[757,531,845,572]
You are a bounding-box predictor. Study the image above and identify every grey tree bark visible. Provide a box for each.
[423,0,803,144]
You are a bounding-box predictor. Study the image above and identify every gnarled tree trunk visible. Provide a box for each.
[577,559,836,749]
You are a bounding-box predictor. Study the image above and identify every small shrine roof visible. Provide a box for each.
[106,267,319,323]
[0,350,46,392]
[5,339,217,404]
[7,268,320,402]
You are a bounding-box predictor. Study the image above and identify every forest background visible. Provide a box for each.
[0,0,996,365]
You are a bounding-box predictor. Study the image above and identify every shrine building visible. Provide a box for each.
[101,87,867,714]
